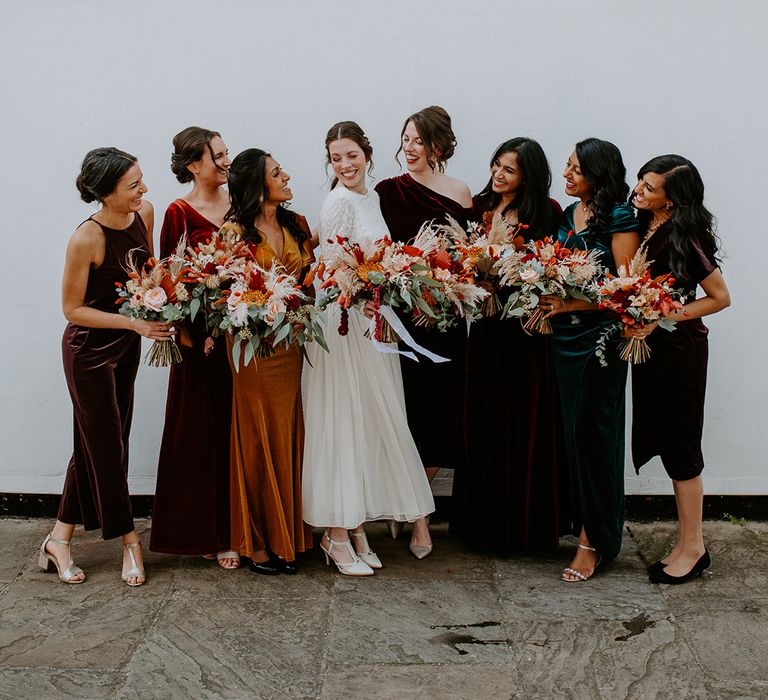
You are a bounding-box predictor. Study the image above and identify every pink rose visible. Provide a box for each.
[143,287,167,312]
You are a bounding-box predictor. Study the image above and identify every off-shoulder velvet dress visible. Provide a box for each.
[221,217,314,562]
[632,221,718,480]
[551,202,636,561]
[452,200,567,551]
[58,213,150,539]
[149,199,233,555]
[375,174,476,472]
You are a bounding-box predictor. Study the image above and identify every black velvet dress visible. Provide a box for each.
[631,222,718,480]
[375,174,476,471]
[451,199,568,551]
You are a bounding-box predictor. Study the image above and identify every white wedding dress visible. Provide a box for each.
[302,185,435,528]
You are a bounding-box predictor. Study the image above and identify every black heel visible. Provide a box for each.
[649,550,710,585]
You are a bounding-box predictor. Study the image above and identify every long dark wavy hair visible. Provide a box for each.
[475,137,558,239]
[575,137,629,237]
[225,149,308,245]
[632,154,721,281]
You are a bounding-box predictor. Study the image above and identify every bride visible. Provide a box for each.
[302,121,435,575]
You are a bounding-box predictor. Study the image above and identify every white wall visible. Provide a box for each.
[0,0,763,495]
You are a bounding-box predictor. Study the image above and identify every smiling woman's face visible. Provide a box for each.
[263,156,292,204]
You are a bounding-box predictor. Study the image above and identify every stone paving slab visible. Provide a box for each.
[328,578,511,665]
[0,516,766,699]
[0,668,123,700]
[117,594,330,699]
[318,663,521,699]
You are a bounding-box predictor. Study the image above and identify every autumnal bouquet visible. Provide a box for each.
[496,233,604,334]
[213,259,327,370]
[312,233,437,343]
[172,228,253,336]
[411,220,490,329]
[439,213,527,317]
[596,248,684,364]
[115,249,189,366]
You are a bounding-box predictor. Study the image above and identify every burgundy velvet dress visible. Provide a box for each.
[58,214,150,540]
[375,174,476,471]
[451,200,567,551]
[149,199,233,555]
[631,222,718,480]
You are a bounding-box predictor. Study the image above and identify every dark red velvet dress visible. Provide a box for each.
[375,174,475,471]
[451,200,567,551]
[58,214,150,540]
[631,223,718,480]
[149,199,233,555]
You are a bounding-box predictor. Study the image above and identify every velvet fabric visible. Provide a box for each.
[58,214,150,540]
[222,217,314,561]
[452,199,567,551]
[375,174,476,471]
[549,202,637,561]
[631,221,718,480]
[150,200,233,555]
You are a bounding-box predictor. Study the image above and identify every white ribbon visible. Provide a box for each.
[369,305,450,363]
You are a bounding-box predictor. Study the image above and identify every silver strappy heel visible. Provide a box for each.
[38,532,86,584]
[122,541,146,587]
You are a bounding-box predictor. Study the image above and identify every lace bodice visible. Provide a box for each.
[317,186,389,254]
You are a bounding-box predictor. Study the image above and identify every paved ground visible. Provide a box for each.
[0,517,766,700]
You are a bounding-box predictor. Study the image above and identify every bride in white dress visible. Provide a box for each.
[303,121,435,575]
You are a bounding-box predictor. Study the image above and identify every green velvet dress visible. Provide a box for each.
[550,202,636,560]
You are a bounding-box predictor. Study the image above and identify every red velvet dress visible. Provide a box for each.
[149,199,233,555]
[375,174,475,471]
[452,199,567,551]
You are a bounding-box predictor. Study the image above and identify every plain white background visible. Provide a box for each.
[0,1,762,494]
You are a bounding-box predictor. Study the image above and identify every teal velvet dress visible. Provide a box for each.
[550,202,636,560]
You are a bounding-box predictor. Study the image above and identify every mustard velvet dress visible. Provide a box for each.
[220,218,314,562]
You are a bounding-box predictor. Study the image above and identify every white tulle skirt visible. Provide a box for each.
[302,305,435,528]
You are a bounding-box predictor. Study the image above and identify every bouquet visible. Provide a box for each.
[496,232,604,334]
[214,259,327,370]
[313,223,488,344]
[313,233,436,343]
[596,248,684,364]
[439,213,527,317]
[173,228,253,335]
[115,247,189,366]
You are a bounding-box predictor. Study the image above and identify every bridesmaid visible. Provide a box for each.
[540,138,639,582]
[375,105,474,552]
[452,137,565,551]
[220,149,314,575]
[149,127,238,569]
[629,155,730,584]
[40,147,172,586]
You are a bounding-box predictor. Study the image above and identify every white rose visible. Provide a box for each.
[143,287,167,312]
[520,268,541,284]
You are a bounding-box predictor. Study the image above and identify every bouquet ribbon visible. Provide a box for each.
[370,305,450,364]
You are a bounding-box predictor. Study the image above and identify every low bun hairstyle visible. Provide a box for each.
[396,105,457,173]
[170,126,222,183]
[324,121,374,189]
[76,147,137,203]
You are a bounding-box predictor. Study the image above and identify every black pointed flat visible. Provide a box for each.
[247,559,279,576]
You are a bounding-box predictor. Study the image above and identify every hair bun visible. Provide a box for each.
[76,173,97,203]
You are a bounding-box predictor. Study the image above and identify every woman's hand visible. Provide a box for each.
[203,336,215,356]
[539,295,567,319]
[624,322,658,339]
[132,319,174,340]
[362,301,376,320]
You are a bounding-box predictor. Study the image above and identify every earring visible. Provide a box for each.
[665,202,673,210]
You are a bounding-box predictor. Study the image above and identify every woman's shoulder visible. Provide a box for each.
[608,202,637,231]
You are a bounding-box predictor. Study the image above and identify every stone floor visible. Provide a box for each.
[0,517,766,700]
